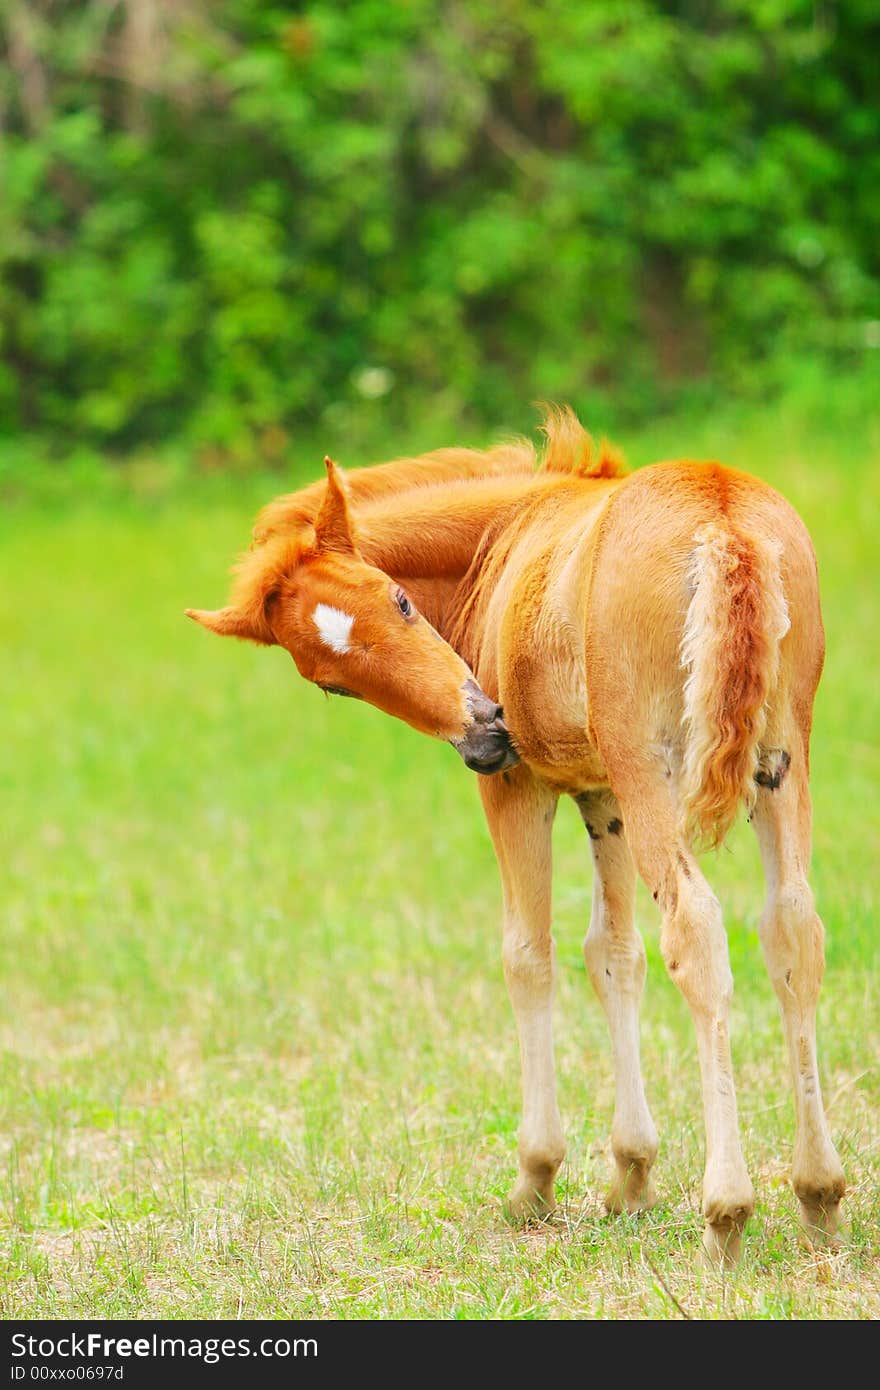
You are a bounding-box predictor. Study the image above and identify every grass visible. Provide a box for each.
[1,406,878,1319]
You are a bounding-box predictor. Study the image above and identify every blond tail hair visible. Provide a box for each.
[679,524,790,848]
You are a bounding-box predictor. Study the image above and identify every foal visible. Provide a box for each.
[188,411,844,1265]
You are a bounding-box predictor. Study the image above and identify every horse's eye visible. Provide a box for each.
[396,589,414,619]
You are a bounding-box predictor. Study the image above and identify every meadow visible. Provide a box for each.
[1,408,878,1319]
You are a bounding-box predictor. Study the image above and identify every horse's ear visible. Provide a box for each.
[314,457,359,556]
[185,606,275,646]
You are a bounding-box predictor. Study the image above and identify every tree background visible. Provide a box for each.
[1,0,878,472]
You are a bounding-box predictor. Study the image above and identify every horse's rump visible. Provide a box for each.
[585,460,819,849]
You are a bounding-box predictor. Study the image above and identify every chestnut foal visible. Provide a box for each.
[188,411,844,1265]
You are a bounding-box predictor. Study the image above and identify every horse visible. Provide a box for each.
[187,407,845,1266]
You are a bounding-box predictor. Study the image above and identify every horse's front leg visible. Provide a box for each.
[576,789,658,1214]
[479,765,564,1220]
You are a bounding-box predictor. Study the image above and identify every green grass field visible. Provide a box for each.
[1,411,878,1319]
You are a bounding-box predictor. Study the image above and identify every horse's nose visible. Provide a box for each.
[463,679,505,727]
[458,730,519,774]
[455,680,519,775]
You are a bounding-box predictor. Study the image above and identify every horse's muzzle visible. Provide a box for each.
[454,680,520,775]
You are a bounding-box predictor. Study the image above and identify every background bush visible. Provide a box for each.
[1,0,879,466]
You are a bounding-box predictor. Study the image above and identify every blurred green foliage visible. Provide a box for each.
[1,0,878,465]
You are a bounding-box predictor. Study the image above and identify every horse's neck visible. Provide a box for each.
[358,476,534,574]
[355,476,546,633]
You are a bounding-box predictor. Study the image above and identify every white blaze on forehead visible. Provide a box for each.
[313,603,355,654]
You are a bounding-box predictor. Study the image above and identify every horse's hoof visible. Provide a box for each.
[504,1182,557,1226]
[605,1154,658,1215]
[797,1191,845,1248]
[701,1177,754,1269]
[701,1206,752,1270]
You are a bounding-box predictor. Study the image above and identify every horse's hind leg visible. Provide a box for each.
[576,789,658,1213]
[606,759,755,1266]
[479,766,565,1221]
[752,741,845,1242]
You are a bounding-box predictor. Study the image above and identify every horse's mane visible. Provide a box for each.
[537,405,626,481]
[252,441,534,546]
[253,406,624,546]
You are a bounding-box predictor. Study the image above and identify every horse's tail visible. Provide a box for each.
[679,523,790,848]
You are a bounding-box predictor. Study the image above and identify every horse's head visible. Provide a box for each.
[187,459,518,775]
